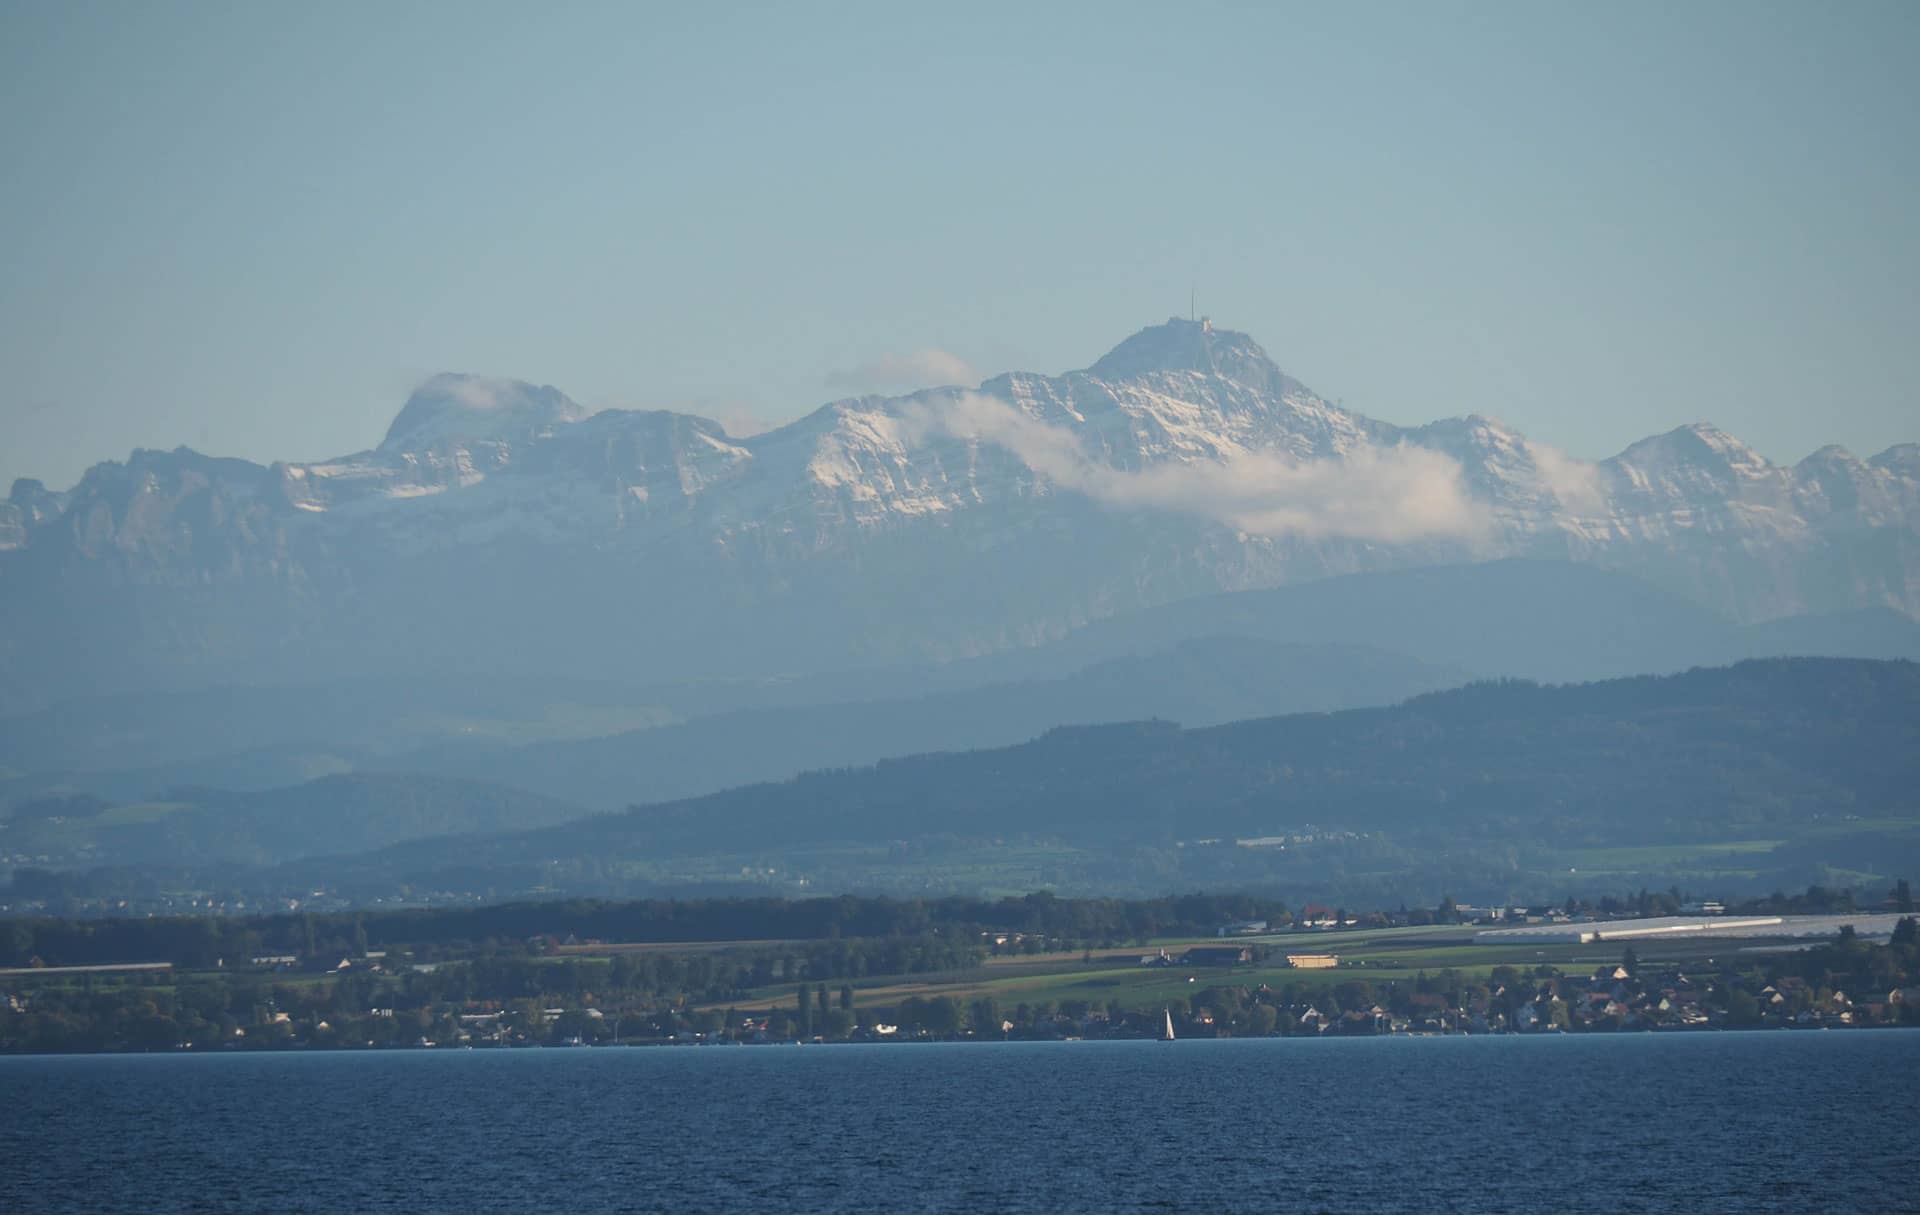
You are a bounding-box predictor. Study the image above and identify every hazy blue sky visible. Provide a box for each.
[3,1,1915,490]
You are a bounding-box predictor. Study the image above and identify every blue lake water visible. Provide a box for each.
[2,1033,1915,1213]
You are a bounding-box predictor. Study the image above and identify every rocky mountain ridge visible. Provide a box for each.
[2,318,1914,708]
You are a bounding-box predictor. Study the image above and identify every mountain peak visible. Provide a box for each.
[1085,317,1300,396]
[1615,422,1771,473]
[1870,443,1920,475]
[1797,444,1860,468]
[380,373,590,452]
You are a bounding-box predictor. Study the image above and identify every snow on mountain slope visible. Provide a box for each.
[380,373,590,452]
[1,317,1914,705]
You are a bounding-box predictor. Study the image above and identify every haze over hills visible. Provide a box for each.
[4,319,1917,907]
[2,318,1915,716]
[168,658,1920,907]
[471,658,1920,853]
[937,559,1920,688]
[7,657,1918,908]
[1,774,587,871]
[368,638,1471,811]
[6,558,1916,811]
[0,637,1462,807]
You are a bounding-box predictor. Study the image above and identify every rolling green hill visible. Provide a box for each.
[271,658,1920,905]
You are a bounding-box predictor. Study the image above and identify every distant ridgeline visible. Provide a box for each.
[274,656,1920,903]
[3,657,1919,910]
[524,658,1920,844]
[5,317,1918,717]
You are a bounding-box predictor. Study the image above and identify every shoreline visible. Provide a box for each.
[6,1020,1916,1058]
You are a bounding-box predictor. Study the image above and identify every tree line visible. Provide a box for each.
[1,891,1293,969]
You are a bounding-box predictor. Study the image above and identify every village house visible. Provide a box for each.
[1297,904,1340,929]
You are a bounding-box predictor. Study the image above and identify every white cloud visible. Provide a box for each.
[432,374,520,411]
[911,393,1490,544]
[1526,439,1606,514]
[824,349,979,396]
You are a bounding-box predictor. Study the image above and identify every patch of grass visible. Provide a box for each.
[95,802,196,826]
[1556,839,1783,873]
[711,958,1506,1014]
[555,939,802,957]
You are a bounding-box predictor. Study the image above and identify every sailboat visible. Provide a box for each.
[1161,1008,1176,1042]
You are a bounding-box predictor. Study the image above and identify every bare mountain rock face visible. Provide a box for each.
[2,318,1915,709]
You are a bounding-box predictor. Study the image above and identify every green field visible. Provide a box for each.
[1534,839,1785,885]
[94,801,197,826]
[688,923,1709,1013]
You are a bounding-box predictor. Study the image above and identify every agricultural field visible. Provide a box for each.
[690,924,1735,1014]
[1548,839,1783,879]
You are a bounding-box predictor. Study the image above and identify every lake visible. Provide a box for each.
[2,1033,1914,1212]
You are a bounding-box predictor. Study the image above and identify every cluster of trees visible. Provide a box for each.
[1763,917,1918,999]
[0,891,1296,970]
[1733,882,1910,916]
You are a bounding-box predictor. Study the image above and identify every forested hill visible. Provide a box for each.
[0,774,589,869]
[488,658,1920,857]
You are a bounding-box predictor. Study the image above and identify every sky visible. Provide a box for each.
[2,0,1916,491]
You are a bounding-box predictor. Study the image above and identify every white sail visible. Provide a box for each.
[1162,1009,1175,1041]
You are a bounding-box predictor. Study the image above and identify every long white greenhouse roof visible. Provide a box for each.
[1475,913,1912,945]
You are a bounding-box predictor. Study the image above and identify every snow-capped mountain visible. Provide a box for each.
[2,318,1915,708]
